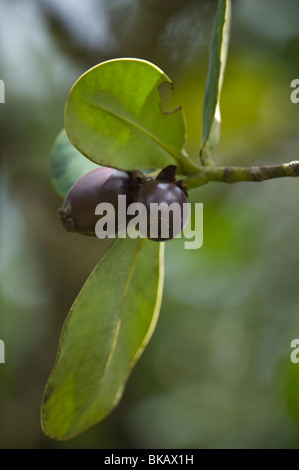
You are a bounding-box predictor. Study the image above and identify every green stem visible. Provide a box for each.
[200,148,215,167]
[176,155,202,175]
[184,160,299,190]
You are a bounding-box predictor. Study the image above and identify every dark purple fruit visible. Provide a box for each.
[132,178,189,241]
[59,167,132,236]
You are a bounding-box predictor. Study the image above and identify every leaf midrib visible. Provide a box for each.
[79,239,146,420]
[100,238,145,376]
[86,99,181,162]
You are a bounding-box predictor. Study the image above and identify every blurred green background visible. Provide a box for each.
[1,0,299,449]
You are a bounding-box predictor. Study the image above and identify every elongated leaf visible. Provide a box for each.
[201,0,231,161]
[50,129,99,198]
[65,58,189,173]
[41,237,164,440]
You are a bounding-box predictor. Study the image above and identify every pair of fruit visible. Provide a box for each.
[59,165,188,241]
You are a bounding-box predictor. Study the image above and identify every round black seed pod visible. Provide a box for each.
[59,167,133,236]
[132,179,189,241]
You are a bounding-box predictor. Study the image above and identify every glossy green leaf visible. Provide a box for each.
[64,58,191,174]
[41,237,164,440]
[201,0,231,161]
[50,129,99,198]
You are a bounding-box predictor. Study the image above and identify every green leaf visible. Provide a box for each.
[41,237,164,440]
[50,129,99,198]
[201,0,231,162]
[64,58,190,174]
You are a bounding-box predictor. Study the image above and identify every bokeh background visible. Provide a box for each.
[1,0,299,449]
